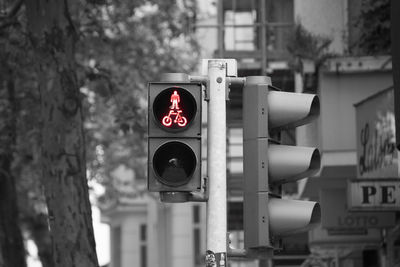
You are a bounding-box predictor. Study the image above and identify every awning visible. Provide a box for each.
[300,165,357,200]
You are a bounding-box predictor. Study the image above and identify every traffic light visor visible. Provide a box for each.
[153,87,197,131]
[153,141,197,186]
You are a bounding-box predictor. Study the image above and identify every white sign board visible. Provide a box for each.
[321,188,396,229]
[355,87,397,178]
[351,87,399,210]
[348,179,400,210]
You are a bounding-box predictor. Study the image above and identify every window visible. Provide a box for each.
[193,205,202,266]
[394,237,400,265]
[139,224,147,267]
[112,226,121,267]
[363,249,379,267]
[140,224,146,242]
[193,205,200,224]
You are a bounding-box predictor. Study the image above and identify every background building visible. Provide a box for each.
[300,55,396,267]
[101,1,397,266]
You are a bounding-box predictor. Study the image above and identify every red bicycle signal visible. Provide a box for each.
[162,91,188,127]
[148,81,202,194]
[153,87,196,130]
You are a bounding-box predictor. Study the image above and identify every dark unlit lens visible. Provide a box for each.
[153,141,196,186]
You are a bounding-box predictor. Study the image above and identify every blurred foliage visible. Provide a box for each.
[356,0,390,55]
[287,23,334,93]
[76,0,200,206]
[287,23,334,69]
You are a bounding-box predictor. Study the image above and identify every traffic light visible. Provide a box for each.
[243,76,321,250]
[148,74,202,200]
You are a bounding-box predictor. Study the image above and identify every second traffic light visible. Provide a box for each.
[148,75,202,197]
[243,76,321,250]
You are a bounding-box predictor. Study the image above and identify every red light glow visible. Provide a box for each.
[162,91,187,127]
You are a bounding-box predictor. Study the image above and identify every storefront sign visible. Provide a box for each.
[355,87,397,178]
[352,88,399,210]
[348,179,400,210]
[321,188,396,230]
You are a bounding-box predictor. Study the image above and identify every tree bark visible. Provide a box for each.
[28,214,53,267]
[26,1,99,266]
[0,67,27,267]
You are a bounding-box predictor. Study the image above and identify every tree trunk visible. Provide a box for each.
[29,214,53,267]
[0,67,27,267]
[25,1,99,267]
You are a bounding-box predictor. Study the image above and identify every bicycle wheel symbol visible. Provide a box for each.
[162,116,172,127]
[177,116,187,127]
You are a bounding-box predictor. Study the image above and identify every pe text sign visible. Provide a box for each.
[348,179,400,211]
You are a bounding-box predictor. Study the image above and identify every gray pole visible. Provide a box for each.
[205,60,228,267]
[260,0,267,75]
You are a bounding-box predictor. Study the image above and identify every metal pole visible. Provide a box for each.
[205,60,228,267]
[260,0,267,75]
[217,0,224,58]
[335,249,340,267]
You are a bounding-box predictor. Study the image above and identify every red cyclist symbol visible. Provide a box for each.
[162,90,188,127]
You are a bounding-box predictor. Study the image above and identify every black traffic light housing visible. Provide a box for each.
[148,81,202,193]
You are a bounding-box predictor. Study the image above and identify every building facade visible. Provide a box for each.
[300,55,397,267]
